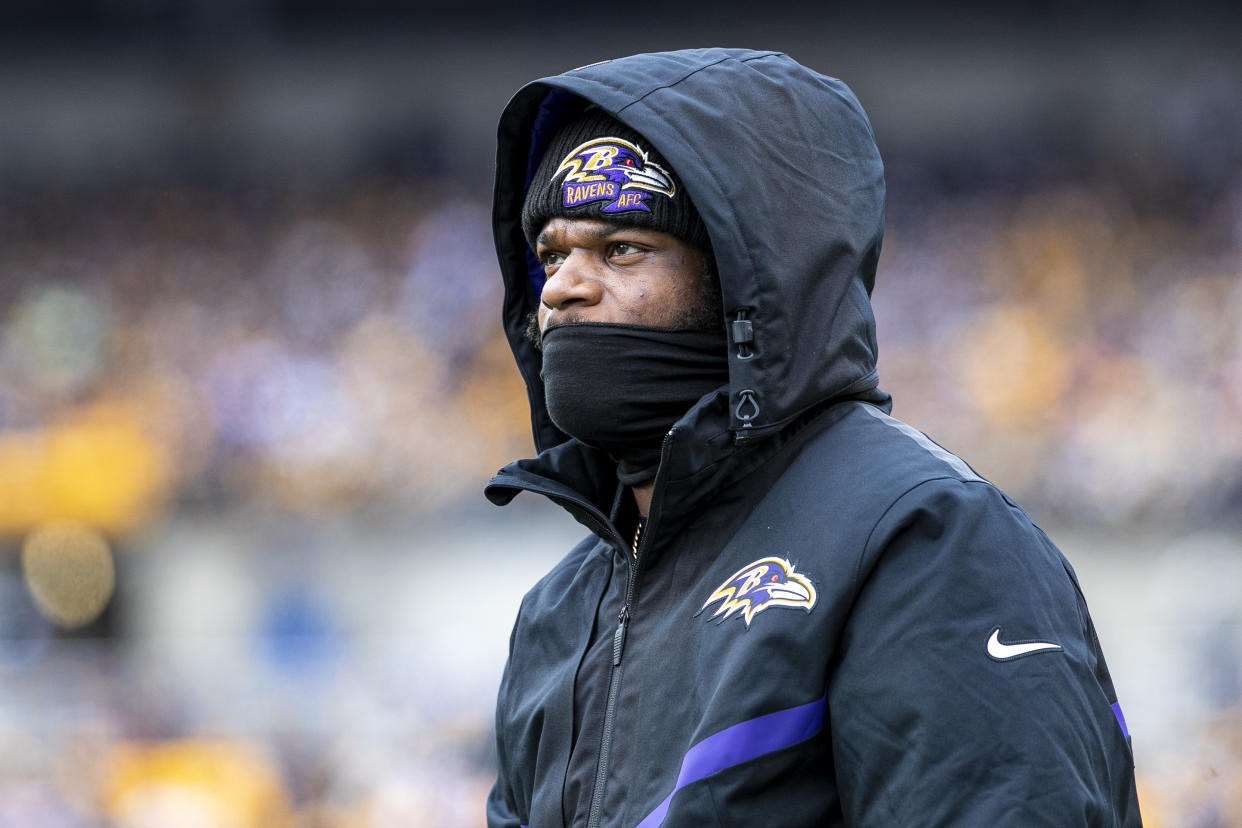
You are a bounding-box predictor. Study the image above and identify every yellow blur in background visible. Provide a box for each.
[0,403,169,537]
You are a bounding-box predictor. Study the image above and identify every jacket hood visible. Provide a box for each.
[493,48,887,455]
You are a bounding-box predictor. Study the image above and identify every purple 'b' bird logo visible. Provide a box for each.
[700,557,818,628]
[554,137,675,214]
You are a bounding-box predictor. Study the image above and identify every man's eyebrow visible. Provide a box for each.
[537,222,632,247]
[582,222,629,240]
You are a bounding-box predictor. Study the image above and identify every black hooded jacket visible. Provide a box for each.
[486,48,1141,828]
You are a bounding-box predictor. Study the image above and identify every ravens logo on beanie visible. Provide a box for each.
[521,109,710,253]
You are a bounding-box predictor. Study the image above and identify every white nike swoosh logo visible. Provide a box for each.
[987,628,1062,660]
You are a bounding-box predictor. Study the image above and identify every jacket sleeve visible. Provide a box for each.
[829,477,1141,827]
[486,726,524,828]
[486,602,527,828]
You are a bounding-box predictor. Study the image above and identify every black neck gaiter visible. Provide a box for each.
[540,322,730,485]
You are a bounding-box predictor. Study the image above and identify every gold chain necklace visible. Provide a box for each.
[631,517,646,560]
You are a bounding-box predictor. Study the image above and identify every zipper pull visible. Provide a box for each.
[612,606,630,666]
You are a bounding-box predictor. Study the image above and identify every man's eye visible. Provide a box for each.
[540,251,563,267]
[611,242,642,256]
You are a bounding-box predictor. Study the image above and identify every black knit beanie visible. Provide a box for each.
[521,109,710,252]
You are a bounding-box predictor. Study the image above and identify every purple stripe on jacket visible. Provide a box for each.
[632,694,826,828]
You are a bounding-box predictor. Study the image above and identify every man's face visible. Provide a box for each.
[529,217,717,345]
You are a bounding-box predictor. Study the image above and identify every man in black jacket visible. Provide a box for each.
[486,48,1141,827]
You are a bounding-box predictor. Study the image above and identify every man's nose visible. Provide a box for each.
[540,251,604,311]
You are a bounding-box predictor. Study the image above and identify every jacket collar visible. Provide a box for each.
[487,389,892,560]
[486,389,742,557]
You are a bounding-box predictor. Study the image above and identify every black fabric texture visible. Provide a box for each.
[561,544,626,826]
[539,322,729,485]
[520,108,709,254]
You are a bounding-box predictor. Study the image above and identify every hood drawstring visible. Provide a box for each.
[731,308,755,360]
[732,308,760,439]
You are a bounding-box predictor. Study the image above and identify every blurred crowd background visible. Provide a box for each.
[2,2,1241,825]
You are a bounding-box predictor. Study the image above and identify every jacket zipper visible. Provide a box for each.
[584,429,677,828]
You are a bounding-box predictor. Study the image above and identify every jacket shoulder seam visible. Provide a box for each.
[854,475,992,593]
